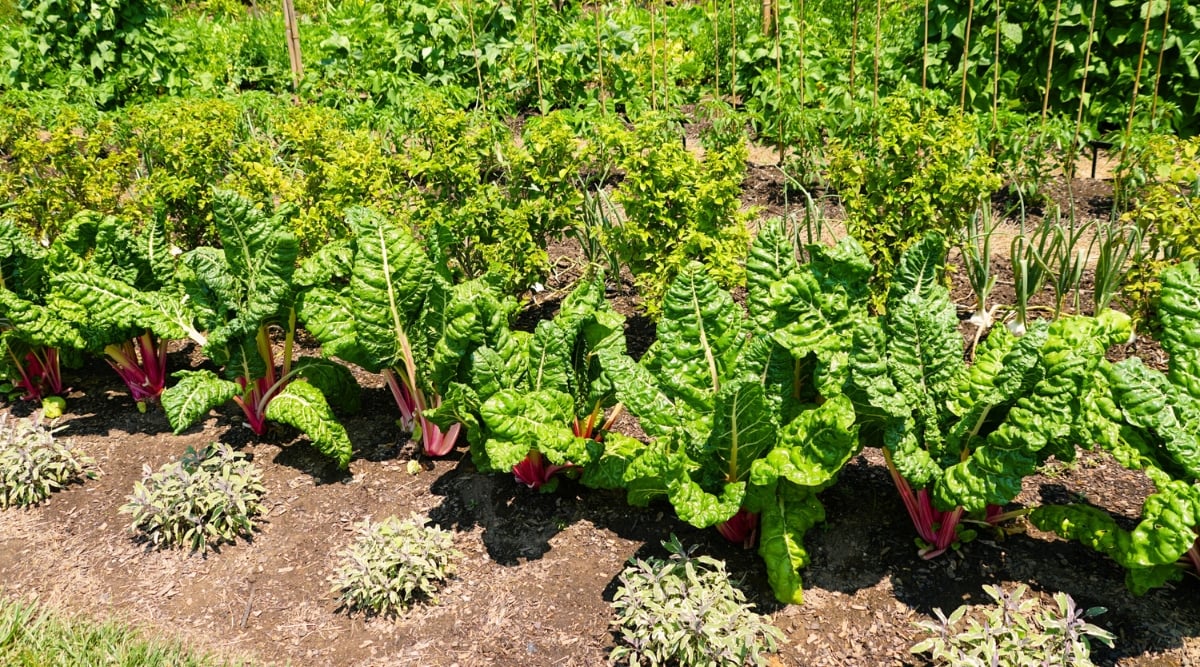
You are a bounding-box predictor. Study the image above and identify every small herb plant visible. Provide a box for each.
[121,443,265,552]
[0,415,95,508]
[912,584,1115,666]
[331,515,459,617]
[609,536,783,667]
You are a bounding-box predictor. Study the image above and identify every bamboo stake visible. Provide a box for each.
[596,4,606,116]
[798,0,805,108]
[1150,0,1172,128]
[1041,0,1062,122]
[730,0,738,104]
[650,0,657,111]
[1070,0,1101,179]
[466,0,486,112]
[872,0,881,108]
[992,0,1001,134]
[282,0,303,92]
[849,0,859,93]
[774,0,783,163]
[762,0,774,34]
[532,0,544,110]
[712,0,721,101]
[959,0,975,110]
[921,0,930,92]
[1125,0,1155,137]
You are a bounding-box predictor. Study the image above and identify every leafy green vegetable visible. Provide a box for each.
[604,227,870,602]
[158,191,356,468]
[1031,261,1200,593]
[299,206,498,457]
[848,233,1131,558]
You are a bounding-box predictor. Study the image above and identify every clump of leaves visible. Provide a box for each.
[609,536,783,667]
[912,584,1115,667]
[332,515,459,617]
[120,443,265,552]
[0,415,94,508]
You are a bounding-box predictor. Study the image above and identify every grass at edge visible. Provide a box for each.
[0,594,255,667]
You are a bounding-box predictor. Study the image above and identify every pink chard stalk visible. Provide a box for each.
[381,332,461,458]
[104,331,168,406]
[9,347,63,401]
[511,402,624,490]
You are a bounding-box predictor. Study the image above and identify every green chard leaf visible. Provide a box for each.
[162,370,239,434]
[264,380,354,469]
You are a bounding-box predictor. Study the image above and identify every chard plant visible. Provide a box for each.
[1031,261,1200,594]
[847,233,1130,559]
[159,192,358,468]
[50,212,184,408]
[424,271,638,492]
[601,221,869,603]
[0,224,85,402]
[299,207,471,457]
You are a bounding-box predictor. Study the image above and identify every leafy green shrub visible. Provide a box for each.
[0,415,95,508]
[120,443,266,552]
[8,0,181,103]
[331,515,459,617]
[609,115,752,314]
[1119,135,1200,330]
[827,93,1000,310]
[912,584,1114,666]
[0,105,140,241]
[610,536,783,667]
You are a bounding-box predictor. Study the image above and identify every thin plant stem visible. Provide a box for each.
[1041,0,1062,123]
[960,0,975,110]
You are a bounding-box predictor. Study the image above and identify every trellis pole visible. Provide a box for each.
[1040,0,1062,123]
[849,0,859,92]
[872,0,881,108]
[773,0,784,163]
[282,0,303,91]
[532,0,544,110]
[466,0,486,111]
[921,0,929,92]
[730,0,738,103]
[1069,0,1100,179]
[1124,0,1156,138]
[1150,0,1172,129]
[991,0,1002,135]
[959,0,975,110]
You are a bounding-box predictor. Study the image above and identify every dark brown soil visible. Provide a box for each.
[3,167,1199,667]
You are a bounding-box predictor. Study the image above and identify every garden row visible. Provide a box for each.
[4,184,1200,612]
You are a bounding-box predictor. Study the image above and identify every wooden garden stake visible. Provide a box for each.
[959,0,975,110]
[798,0,805,108]
[992,0,1002,134]
[1041,0,1062,123]
[532,0,544,110]
[1150,0,1172,128]
[596,4,606,116]
[712,0,721,102]
[774,0,783,163]
[466,0,486,112]
[1070,0,1100,179]
[650,0,657,110]
[849,0,859,92]
[872,0,881,108]
[282,0,303,92]
[1124,0,1156,138]
[921,0,930,92]
[730,0,738,103]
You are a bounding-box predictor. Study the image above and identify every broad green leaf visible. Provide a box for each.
[746,219,798,332]
[599,345,680,440]
[580,433,644,490]
[643,263,743,431]
[751,396,859,489]
[478,388,586,471]
[265,380,353,469]
[888,232,945,305]
[0,289,86,351]
[162,370,239,434]
[293,357,361,413]
[750,480,825,604]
